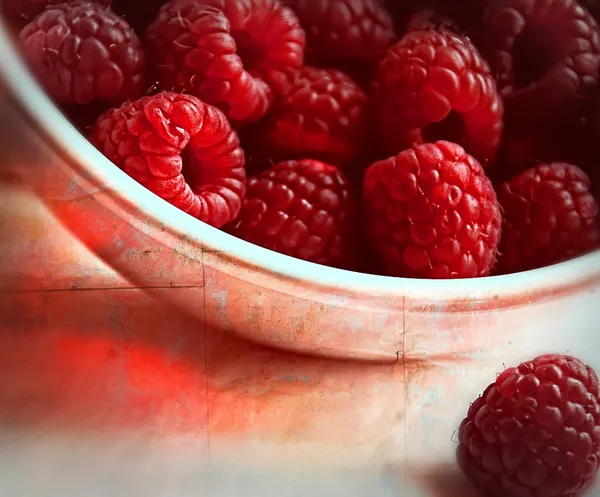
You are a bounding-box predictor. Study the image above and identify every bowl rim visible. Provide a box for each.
[2,18,600,304]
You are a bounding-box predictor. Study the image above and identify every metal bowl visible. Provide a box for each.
[1,17,599,364]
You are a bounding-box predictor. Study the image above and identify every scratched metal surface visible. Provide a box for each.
[0,177,471,495]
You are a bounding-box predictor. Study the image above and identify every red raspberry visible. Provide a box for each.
[458,354,600,497]
[146,0,305,124]
[282,0,395,72]
[3,0,111,28]
[496,162,600,274]
[372,29,503,167]
[248,66,369,170]
[18,1,145,105]
[229,159,359,270]
[362,141,502,279]
[479,0,600,132]
[91,92,246,228]
[146,2,270,124]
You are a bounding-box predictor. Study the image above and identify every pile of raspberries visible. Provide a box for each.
[8,0,600,278]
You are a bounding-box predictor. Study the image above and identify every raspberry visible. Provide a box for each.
[146,0,305,124]
[247,66,369,170]
[458,354,600,497]
[229,159,359,270]
[146,2,270,124]
[91,92,246,228]
[18,1,145,105]
[362,141,502,279]
[496,162,600,274]
[3,0,111,28]
[372,29,503,167]
[282,0,395,71]
[479,0,600,132]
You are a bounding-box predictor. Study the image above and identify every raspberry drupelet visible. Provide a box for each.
[91,92,246,228]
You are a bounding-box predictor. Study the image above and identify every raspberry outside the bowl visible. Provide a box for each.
[362,140,502,279]
[18,1,145,106]
[91,92,246,228]
[458,354,600,497]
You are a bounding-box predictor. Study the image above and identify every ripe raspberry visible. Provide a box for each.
[229,159,359,270]
[281,0,395,71]
[146,0,305,124]
[372,29,503,167]
[18,1,145,105]
[3,0,111,28]
[362,141,502,279]
[479,0,600,132]
[247,66,369,170]
[496,163,600,274]
[91,92,246,228]
[458,354,600,497]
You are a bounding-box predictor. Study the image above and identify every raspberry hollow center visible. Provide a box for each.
[513,24,562,88]
[230,28,265,72]
[180,148,204,191]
